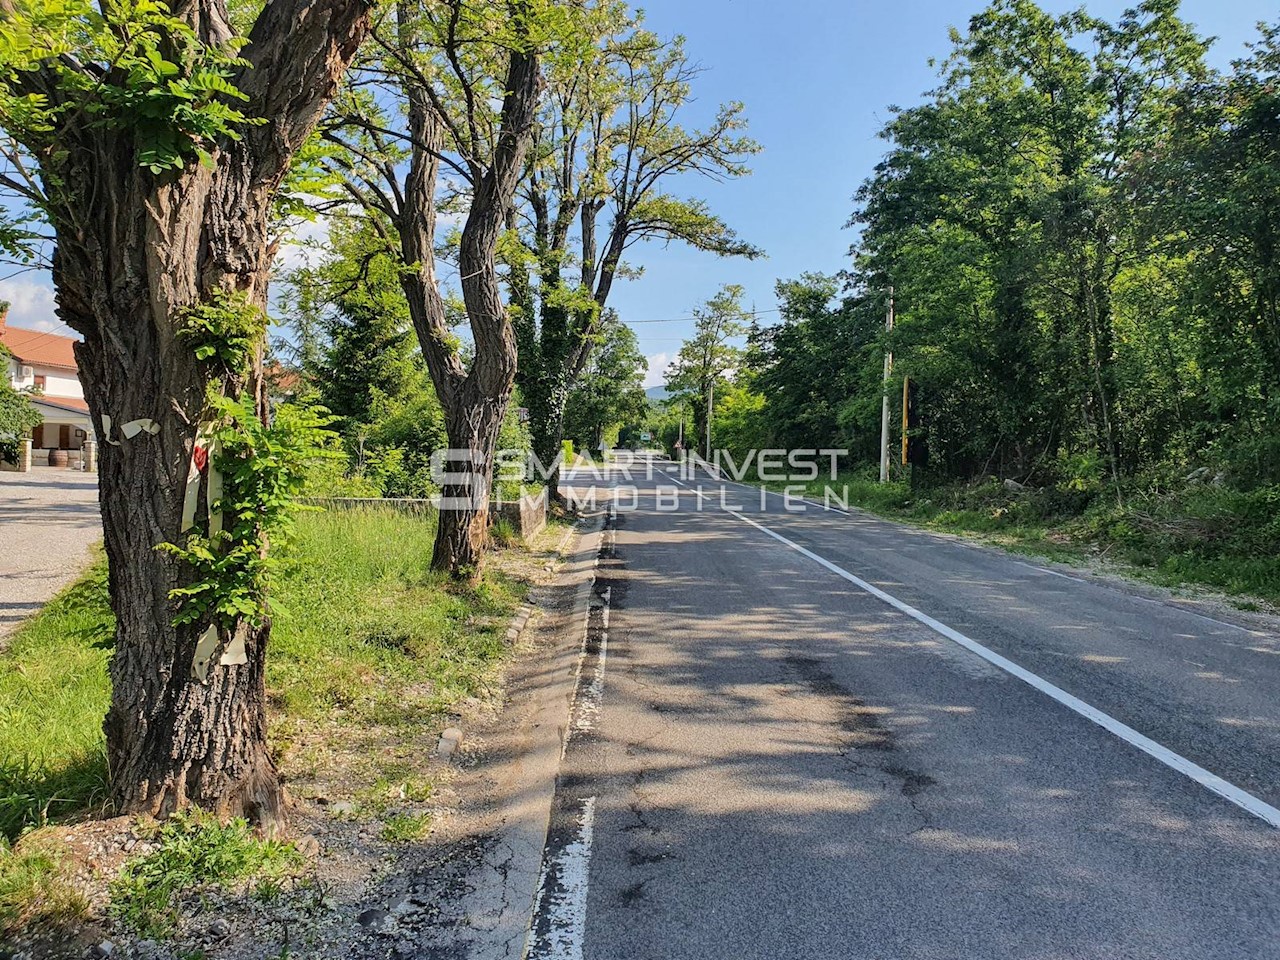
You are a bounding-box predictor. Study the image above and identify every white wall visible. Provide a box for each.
[8,362,84,398]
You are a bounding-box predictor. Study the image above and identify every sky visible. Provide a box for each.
[1,0,1274,388]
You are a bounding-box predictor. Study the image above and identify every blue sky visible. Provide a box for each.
[1,0,1274,387]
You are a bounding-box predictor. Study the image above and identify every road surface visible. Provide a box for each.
[525,456,1280,960]
[0,469,101,642]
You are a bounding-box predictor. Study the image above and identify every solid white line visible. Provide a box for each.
[1012,559,1089,584]
[670,476,1280,829]
[678,467,853,516]
[578,588,610,733]
[524,796,596,960]
[1010,562,1257,633]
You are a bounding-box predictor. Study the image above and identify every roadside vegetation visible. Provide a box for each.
[636,5,1280,604]
[768,470,1280,604]
[0,506,524,941]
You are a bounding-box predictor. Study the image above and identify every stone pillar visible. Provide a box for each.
[83,439,98,473]
[18,438,32,473]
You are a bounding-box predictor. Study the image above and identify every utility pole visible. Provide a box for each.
[879,285,895,483]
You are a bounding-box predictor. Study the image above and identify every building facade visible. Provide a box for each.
[1,310,95,461]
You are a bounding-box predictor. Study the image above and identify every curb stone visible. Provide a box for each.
[433,542,556,758]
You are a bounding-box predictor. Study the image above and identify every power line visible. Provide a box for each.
[622,307,781,325]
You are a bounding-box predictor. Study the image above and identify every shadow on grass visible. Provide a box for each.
[0,751,110,843]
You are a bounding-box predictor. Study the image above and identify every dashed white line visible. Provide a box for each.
[670,475,1280,830]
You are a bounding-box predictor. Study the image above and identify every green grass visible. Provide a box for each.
[775,471,1280,603]
[0,507,523,844]
[0,834,89,936]
[108,812,300,938]
[379,812,432,843]
[266,508,522,732]
[0,560,113,841]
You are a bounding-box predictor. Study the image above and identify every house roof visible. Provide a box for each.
[33,396,90,414]
[265,363,302,396]
[1,324,80,371]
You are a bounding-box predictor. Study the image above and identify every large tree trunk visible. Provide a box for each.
[433,393,508,575]
[35,0,371,831]
[525,372,570,502]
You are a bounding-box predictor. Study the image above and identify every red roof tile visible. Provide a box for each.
[33,396,90,414]
[1,325,80,371]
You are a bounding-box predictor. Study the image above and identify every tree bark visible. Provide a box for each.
[526,378,569,501]
[35,0,371,831]
[394,19,540,578]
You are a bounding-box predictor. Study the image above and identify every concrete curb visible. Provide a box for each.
[422,509,607,957]
[436,599,538,759]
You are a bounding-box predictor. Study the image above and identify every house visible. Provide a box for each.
[0,308,95,461]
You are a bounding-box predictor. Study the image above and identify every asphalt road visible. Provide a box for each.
[0,469,101,642]
[525,456,1280,960]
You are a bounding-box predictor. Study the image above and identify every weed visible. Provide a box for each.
[0,835,88,938]
[109,812,300,938]
[379,813,432,843]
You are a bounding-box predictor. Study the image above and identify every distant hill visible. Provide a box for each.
[645,385,670,402]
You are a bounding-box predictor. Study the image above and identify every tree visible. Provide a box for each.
[666,285,749,460]
[317,0,544,577]
[0,0,372,829]
[851,0,1206,485]
[746,274,880,456]
[282,220,426,433]
[280,218,448,496]
[508,10,759,499]
[1142,19,1280,483]
[563,311,647,450]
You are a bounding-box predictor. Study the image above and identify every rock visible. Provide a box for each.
[329,801,356,816]
[389,896,421,917]
[436,727,463,758]
[295,833,321,858]
[357,907,390,931]
[1002,478,1027,492]
[90,942,115,959]
[208,918,231,938]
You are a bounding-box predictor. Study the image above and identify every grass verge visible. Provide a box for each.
[0,834,89,935]
[0,505,524,938]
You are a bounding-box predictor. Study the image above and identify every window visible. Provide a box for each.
[33,374,45,391]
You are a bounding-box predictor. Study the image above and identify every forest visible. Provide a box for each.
[651,1,1280,598]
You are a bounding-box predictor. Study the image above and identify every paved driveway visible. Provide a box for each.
[0,469,102,641]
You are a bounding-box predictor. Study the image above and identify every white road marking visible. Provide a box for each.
[524,796,597,960]
[577,586,611,734]
[676,461,851,515]
[670,475,1280,829]
[1012,559,1089,584]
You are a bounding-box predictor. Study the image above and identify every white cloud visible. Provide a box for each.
[0,275,60,331]
[643,352,671,388]
[275,215,333,273]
